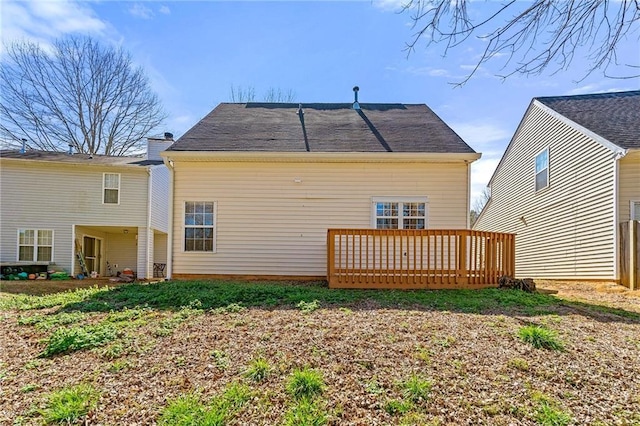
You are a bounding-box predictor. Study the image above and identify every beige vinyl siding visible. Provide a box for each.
[104,232,138,273]
[618,150,640,223]
[149,165,170,233]
[171,160,470,276]
[474,102,616,280]
[0,160,149,274]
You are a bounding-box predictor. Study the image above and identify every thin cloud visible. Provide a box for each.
[372,0,409,12]
[159,5,171,15]
[128,3,154,20]
[1,0,108,47]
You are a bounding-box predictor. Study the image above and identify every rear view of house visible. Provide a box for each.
[0,136,173,280]
[474,90,640,286]
[163,93,481,281]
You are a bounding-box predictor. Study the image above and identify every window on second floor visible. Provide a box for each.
[535,148,549,192]
[103,173,120,204]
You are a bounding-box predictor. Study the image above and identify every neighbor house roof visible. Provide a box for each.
[536,90,640,150]
[0,150,163,166]
[168,103,476,154]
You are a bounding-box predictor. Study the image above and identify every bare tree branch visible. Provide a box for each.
[229,85,297,102]
[402,0,640,85]
[0,36,166,155]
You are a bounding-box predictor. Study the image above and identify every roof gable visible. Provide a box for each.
[168,103,476,154]
[536,90,640,149]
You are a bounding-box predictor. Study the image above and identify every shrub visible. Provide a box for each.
[39,383,99,424]
[286,368,325,400]
[518,325,564,351]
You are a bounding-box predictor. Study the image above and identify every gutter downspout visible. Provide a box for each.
[164,158,175,280]
[612,149,628,282]
[146,167,153,280]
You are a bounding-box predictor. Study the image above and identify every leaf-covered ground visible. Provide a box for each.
[0,280,639,425]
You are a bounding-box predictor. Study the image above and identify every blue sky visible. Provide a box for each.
[2,0,639,206]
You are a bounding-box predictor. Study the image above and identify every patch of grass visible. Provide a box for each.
[364,379,384,395]
[384,399,413,416]
[107,360,130,373]
[158,393,212,426]
[400,374,432,404]
[104,307,153,326]
[20,383,39,393]
[211,302,246,314]
[40,323,118,357]
[158,383,251,426]
[245,357,271,382]
[508,357,530,371]
[283,398,328,426]
[297,300,321,313]
[17,311,86,330]
[39,383,99,424]
[518,325,564,351]
[532,392,572,426]
[210,350,229,370]
[414,345,432,364]
[286,368,325,400]
[1,286,110,311]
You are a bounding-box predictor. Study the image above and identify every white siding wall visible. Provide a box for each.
[618,151,640,223]
[0,160,149,274]
[149,165,170,233]
[171,160,470,277]
[475,103,617,279]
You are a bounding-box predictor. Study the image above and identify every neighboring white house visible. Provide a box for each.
[474,90,640,281]
[0,135,173,279]
[162,97,480,280]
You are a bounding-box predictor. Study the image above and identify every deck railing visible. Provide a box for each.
[327,229,515,289]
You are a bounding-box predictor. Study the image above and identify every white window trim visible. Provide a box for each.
[183,201,217,253]
[102,172,121,205]
[371,197,429,229]
[534,147,550,192]
[16,229,54,262]
[631,200,640,222]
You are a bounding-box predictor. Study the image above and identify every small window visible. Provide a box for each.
[372,198,427,229]
[184,201,216,252]
[103,173,120,204]
[18,229,53,262]
[535,148,549,191]
[632,201,640,221]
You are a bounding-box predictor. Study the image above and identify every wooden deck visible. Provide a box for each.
[327,229,515,289]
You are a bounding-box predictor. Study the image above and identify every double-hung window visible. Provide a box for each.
[18,229,53,262]
[631,201,640,221]
[184,201,216,252]
[373,198,428,229]
[103,173,120,204]
[535,148,549,191]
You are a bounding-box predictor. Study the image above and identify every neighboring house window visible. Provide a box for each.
[535,148,549,191]
[184,201,216,252]
[18,229,53,262]
[372,198,428,229]
[103,173,120,204]
[632,201,640,221]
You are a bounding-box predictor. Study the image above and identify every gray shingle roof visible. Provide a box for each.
[0,150,162,166]
[536,90,640,149]
[168,103,476,154]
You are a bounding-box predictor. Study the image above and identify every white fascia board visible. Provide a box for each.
[161,151,481,163]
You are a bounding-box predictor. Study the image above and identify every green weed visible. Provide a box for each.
[508,357,530,371]
[245,357,271,382]
[158,393,212,426]
[211,303,246,314]
[297,300,320,313]
[1,286,110,311]
[518,325,564,351]
[210,350,229,370]
[532,392,572,426]
[39,383,99,424]
[286,368,325,400]
[400,374,432,404]
[384,399,413,416]
[17,312,86,330]
[40,324,118,357]
[20,383,39,393]
[283,398,328,426]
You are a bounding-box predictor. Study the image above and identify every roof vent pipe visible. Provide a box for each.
[20,138,27,154]
[164,132,174,140]
[352,86,360,110]
[68,144,74,155]
[297,103,304,116]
